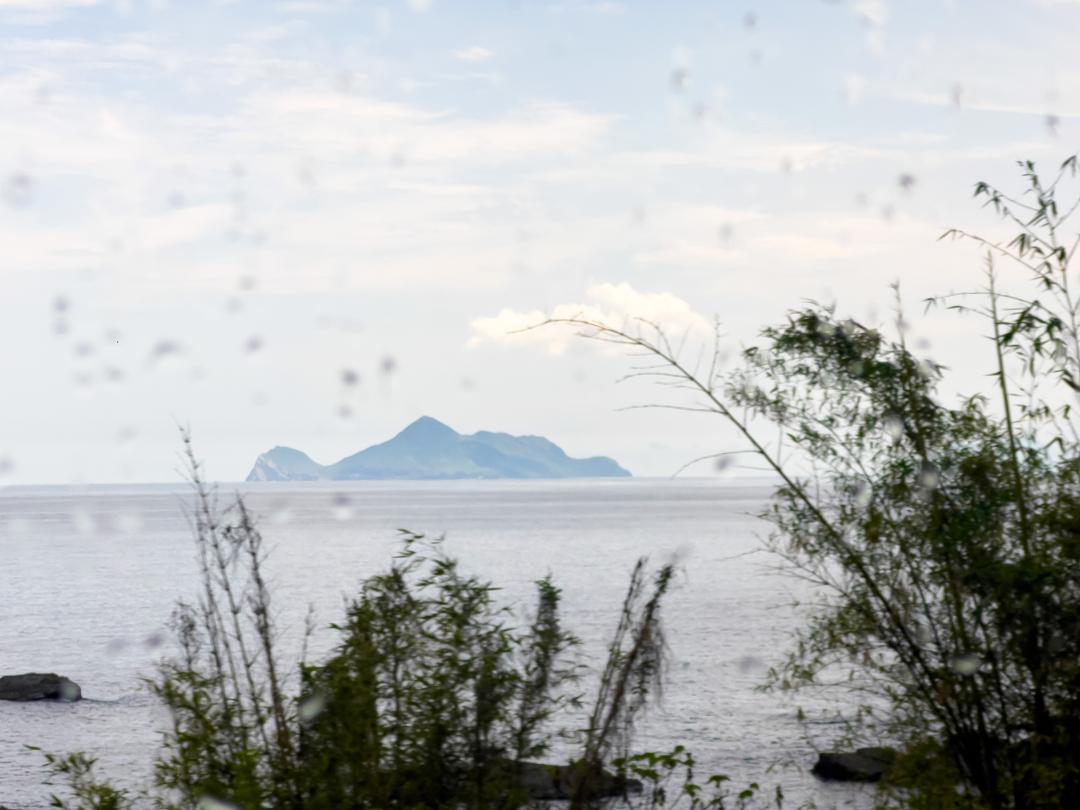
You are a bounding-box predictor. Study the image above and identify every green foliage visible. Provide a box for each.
[543,157,1080,809]
[612,746,782,810]
[297,531,583,809]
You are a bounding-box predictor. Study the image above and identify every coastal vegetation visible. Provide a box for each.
[541,157,1080,808]
[42,158,1080,809]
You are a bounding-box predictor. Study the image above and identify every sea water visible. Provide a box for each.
[0,479,873,808]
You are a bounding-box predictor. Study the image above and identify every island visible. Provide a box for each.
[246,416,631,481]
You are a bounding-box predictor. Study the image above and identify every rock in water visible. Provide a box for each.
[0,673,82,701]
[812,747,895,782]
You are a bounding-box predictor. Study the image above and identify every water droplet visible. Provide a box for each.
[3,173,32,207]
[854,480,872,509]
[341,368,360,387]
[950,83,963,109]
[913,624,933,646]
[53,295,69,314]
[737,655,762,673]
[71,509,95,536]
[918,461,940,491]
[743,11,757,29]
[670,67,688,92]
[883,412,903,442]
[380,355,397,376]
[107,638,129,655]
[197,797,240,810]
[58,680,81,701]
[149,340,182,363]
[144,632,165,650]
[299,691,327,723]
[332,493,354,521]
[244,336,264,353]
[115,512,143,536]
[950,653,981,676]
[103,366,126,383]
[74,341,95,358]
[1047,114,1060,138]
[898,173,916,192]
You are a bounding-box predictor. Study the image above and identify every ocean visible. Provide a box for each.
[0,479,873,808]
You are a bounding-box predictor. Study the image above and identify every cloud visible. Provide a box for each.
[453,46,494,63]
[469,283,713,355]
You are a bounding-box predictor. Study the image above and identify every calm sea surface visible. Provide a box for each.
[0,479,872,808]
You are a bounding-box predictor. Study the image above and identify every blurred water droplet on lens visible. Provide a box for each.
[116,426,137,443]
[883,411,903,442]
[197,796,240,810]
[669,67,688,92]
[244,336,264,353]
[881,204,895,221]
[103,366,126,383]
[854,480,872,509]
[116,512,143,536]
[74,341,94,358]
[715,455,732,473]
[743,11,757,29]
[238,275,256,292]
[951,83,963,108]
[341,368,360,387]
[332,493,354,521]
[73,371,94,387]
[149,340,182,364]
[950,653,981,676]
[0,456,13,476]
[338,404,353,420]
[166,191,186,208]
[72,509,95,536]
[918,461,940,492]
[144,632,165,650]
[779,156,793,175]
[898,173,916,191]
[737,655,761,673]
[107,638,129,655]
[3,172,32,207]
[380,355,397,375]
[58,681,80,701]
[460,376,475,391]
[1046,114,1060,137]
[718,223,733,242]
[299,691,327,723]
[914,624,933,646]
[5,517,31,540]
[53,295,69,313]
[270,507,293,525]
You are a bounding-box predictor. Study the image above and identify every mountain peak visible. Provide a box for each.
[396,415,459,440]
[245,417,630,481]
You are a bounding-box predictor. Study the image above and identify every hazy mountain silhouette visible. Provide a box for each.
[246,416,631,481]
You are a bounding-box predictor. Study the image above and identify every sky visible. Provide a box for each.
[2,0,1080,484]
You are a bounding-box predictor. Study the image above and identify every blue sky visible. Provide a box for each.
[2,0,1080,483]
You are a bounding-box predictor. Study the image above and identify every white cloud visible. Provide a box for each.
[469,283,713,355]
[453,46,494,63]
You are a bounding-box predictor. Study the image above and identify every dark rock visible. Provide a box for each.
[812,747,896,782]
[0,673,82,702]
[508,760,642,800]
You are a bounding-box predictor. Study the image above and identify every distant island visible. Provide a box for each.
[246,416,631,481]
